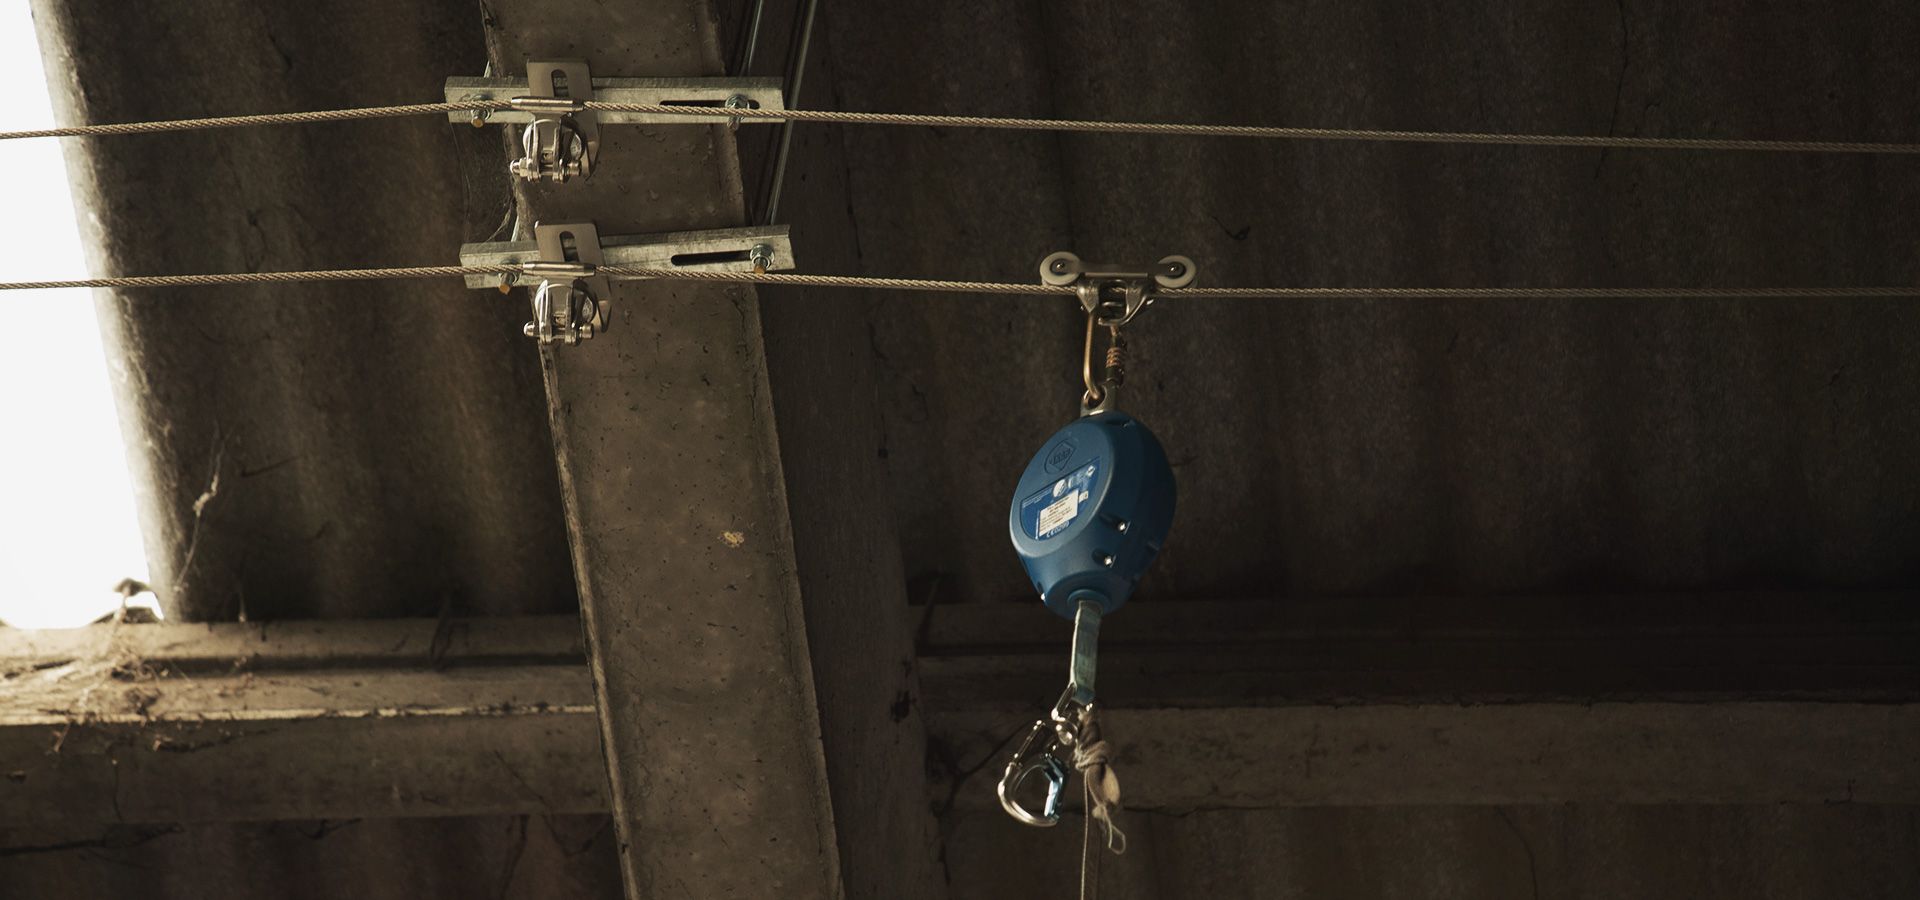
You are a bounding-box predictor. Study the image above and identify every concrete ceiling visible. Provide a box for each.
[8,0,1919,897]
[828,0,1920,606]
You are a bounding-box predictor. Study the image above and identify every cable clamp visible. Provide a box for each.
[499,60,600,183]
[449,63,786,182]
[461,223,796,346]
[509,96,588,116]
[519,222,609,345]
[520,260,597,279]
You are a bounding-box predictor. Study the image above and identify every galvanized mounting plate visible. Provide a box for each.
[459,225,796,290]
[447,76,787,125]
[534,221,609,294]
[514,60,599,181]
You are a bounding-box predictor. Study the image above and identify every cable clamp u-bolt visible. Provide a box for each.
[505,60,600,183]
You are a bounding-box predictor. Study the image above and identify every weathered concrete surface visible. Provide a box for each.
[945,805,1920,900]
[5,597,1912,828]
[30,0,575,621]
[823,0,1920,606]
[481,1,939,896]
[17,0,1920,898]
[0,815,624,900]
[21,3,609,899]
[935,703,1920,810]
[742,1,952,895]
[915,592,1920,708]
[0,616,603,827]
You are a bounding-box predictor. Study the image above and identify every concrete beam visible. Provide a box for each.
[4,595,1915,825]
[479,3,942,898]
[934,703,1920,811]
[920,592,1920,810]
[0,617,602,827]
[916,592,1920,708]
[738,1,951,896]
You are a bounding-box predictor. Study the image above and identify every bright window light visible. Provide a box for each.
[0,0,154,628]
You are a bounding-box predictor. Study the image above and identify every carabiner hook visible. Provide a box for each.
[997,717,1072,826]
[1080,303,1110,413]
[998,681,1094,827]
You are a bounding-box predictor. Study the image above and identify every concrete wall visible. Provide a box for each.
[946,806,1920,899]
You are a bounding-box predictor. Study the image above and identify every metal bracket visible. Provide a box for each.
[460,224,796,346]
[1041,251,1197,413]
[451,66,786,182]
[451,73,786,125]
[1039,251,1198,326]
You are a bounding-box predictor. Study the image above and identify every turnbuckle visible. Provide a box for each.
[1039,251,1196,414]
[997,599,1104,827]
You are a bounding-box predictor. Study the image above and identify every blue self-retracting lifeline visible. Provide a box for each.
[1008,410,1174,620]
[997,251,1191,834]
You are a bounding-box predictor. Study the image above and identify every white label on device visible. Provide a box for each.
[1036,489,1080,537]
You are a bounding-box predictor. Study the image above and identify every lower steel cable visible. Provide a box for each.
[1,266,1913,299]
[583,103,1920,155]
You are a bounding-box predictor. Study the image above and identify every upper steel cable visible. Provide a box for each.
[0,101,510,140]
[3,97,1918,155]
[0,266,1913,298]
[0,266,517,290]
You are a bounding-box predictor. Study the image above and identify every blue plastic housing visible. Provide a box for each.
[1007,410,1176,619]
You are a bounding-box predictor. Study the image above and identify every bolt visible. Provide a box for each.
[1165,261,1187,278]
[522,323,536,336]
[1097,552,1114,567]
[1116,521,1129,534]
[1050,259,1071,274]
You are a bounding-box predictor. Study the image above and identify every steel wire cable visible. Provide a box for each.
[1160,286,1920,298]
[2,265,1913,299]
[0,101,512,140]
[586,103,1920,155]
[4,96,1919,155]
[599,268,1920,298]
[0,266,516,291]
